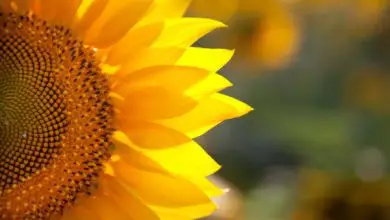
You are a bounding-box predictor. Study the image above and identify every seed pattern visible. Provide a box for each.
[0,13,113,219]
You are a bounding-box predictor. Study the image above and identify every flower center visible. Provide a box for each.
[0,13,113,219]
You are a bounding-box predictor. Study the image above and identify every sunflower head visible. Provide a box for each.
[0,0,251,219]
[0,9,114,219]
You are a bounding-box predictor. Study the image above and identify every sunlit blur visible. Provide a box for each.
[185,0,390,219]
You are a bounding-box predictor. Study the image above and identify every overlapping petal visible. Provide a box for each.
[0,0,252,219]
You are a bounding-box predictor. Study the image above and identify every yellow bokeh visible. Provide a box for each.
[354,0,387,35]
[296,0,387,36]
[252,6,299,69]
[188,0,300,69]
[344,68,390,114]
[188,0,238,21]
[239,0,300,69]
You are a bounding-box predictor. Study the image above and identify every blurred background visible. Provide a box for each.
[183,0,390,219]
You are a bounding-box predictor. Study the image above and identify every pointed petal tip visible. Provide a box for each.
[231,99,254,117]
[191,17,227,29]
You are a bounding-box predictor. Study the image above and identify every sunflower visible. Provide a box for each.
[0,0,251,219]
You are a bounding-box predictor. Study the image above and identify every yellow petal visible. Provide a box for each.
[115,46,186,76]
[112,66,209,95]
[83,0,153,48]
[33,0,57,20]
[211,93,254,115]
[116,47,233,76]
[52,0,83,25]
[112,131,222,200]
[144,140,220,177]
[113,131,219,177]
[176,47,234,72]
[112,132,222,192]
[106,21,164,65]
[139,0,191,25]
[112,131,170,172]
[185,73,232,98]
[74,0,108,37]
[151,202,216,220]
[117,121,191,149]
[102,175,160,220]
[153,18,226,47]
[115,87,197,120]
[33,0,82,25]
[112,158,215,207]
[101,62,121,75]
[159,93,253,138]
[84,195,131,220]
[191,176,224,198]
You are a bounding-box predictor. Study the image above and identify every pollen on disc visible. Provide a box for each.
[0,13,113,219]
